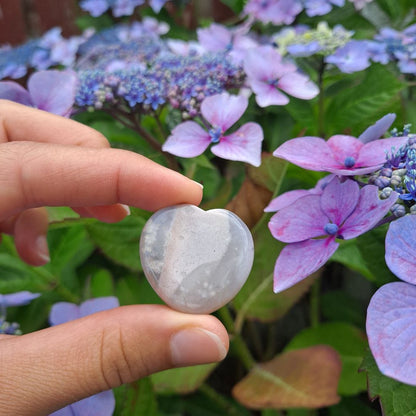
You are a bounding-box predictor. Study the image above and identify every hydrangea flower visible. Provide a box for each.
[325,40,372,73]
[243,0,303,25]
[0,291,40,335]
[367,215,416,385]
[270,177,398,292]
[0,70,77,117]
[304,0,345,17]
[49,297,119,416]
[244,45,319,107]
[162,92,263,166]
[80,0,168,17]
[264,175,333,212]
[197,23,257,64]
[273,114,407,176]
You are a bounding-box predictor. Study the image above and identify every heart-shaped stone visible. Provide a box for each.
[139,204,254,314]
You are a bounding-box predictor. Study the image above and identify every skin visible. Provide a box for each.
[0,101,229,416]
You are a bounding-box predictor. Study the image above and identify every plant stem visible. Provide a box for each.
[199,384,242,416]
[317,58,326,138]
[309,278,320,328]
[218,306,256,371]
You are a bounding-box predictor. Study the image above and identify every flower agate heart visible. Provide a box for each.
[139,204,254,314]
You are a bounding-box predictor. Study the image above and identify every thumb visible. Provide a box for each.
[0,305,228,416]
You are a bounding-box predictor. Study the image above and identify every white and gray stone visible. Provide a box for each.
[139,204,254,314]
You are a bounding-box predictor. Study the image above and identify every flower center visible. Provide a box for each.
[324,223,338,236]
[344,156,356,168]
[209,126,222,144]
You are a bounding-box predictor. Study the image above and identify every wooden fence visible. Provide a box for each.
[0,0,234,46]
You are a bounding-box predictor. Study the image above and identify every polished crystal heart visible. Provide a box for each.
[139,204,254,314]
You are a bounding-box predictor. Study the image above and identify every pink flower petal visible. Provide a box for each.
[385,215,416,285]
[28,70,78,117]
[320,177,360,225]
[367,282,416,386]
[249,79,289,107]
[273,238,339,293]
[268,194,328,243]
[197,23,231,52]
[277,72,319,100]
[327,135,363,167]
[201,93,248,131]
[162,121,210,157]
[273,137,340,171]
[0,81,33,106]
[244,46,286,82]
[80,297,119,317]
[49,302,80,326]
[265,189,312,212]
[357,136,409,166]
[211,122,263,166]
[340,185,398,239]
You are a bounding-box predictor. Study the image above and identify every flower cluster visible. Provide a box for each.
[79,0,169,17]
[269,114,408,291]
[273,22,354,57]
[243,0,373,25]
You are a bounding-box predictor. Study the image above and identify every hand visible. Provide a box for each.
[0,101,229,416]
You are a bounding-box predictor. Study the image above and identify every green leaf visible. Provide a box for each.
[114,378,158,416]
[331,240,373,279]
[361,350,416,416]
[151,364,217,395]
[90,269,114,297]
[0,253,50,293]
[116,274,163,306]
[326,65,405,136]
[87,212,149,271]
[219,0,245,13]
[329,397,379,416]
[284,322,368,396]
[321,290,366,328]
[355,224,397,286]
[47,225,94,276]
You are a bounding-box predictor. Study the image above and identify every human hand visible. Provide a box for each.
[0,101,229,415]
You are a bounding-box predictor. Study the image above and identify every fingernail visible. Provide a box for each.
[36,235,50,263]
[120,204,131,216]
[191,180,204,189]
[170,328,227,367]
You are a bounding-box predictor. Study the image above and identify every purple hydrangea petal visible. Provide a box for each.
[327,135,363,167]
[197,24,231,52]
[162,121,210,157]
[268,194,328,243]
[249,79,290,107]
[273,137,339,171]
[356,136,410,167]
[49,302,81,326]
[273,237,339,293]
[80,297,119,317]
[80,0,110,17]
[385,215,416,284]
[211,122,263,166]
[201,93,248,132]
[0,81,33,106]
[71,390,115,415]
[340,185,398,239]
[265,189,313,212]
[149,0,167,13]
[277,72,319,100]
[320,177,360,225]
[358,113,397,144]
[367,282,416,386]
[28,70,78,117]
[325,41,371,73]
[0,291,40,308]
[50,390,115,416]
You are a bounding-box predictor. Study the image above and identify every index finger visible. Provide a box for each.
[0,100,110,148]
[0,141,203,219]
